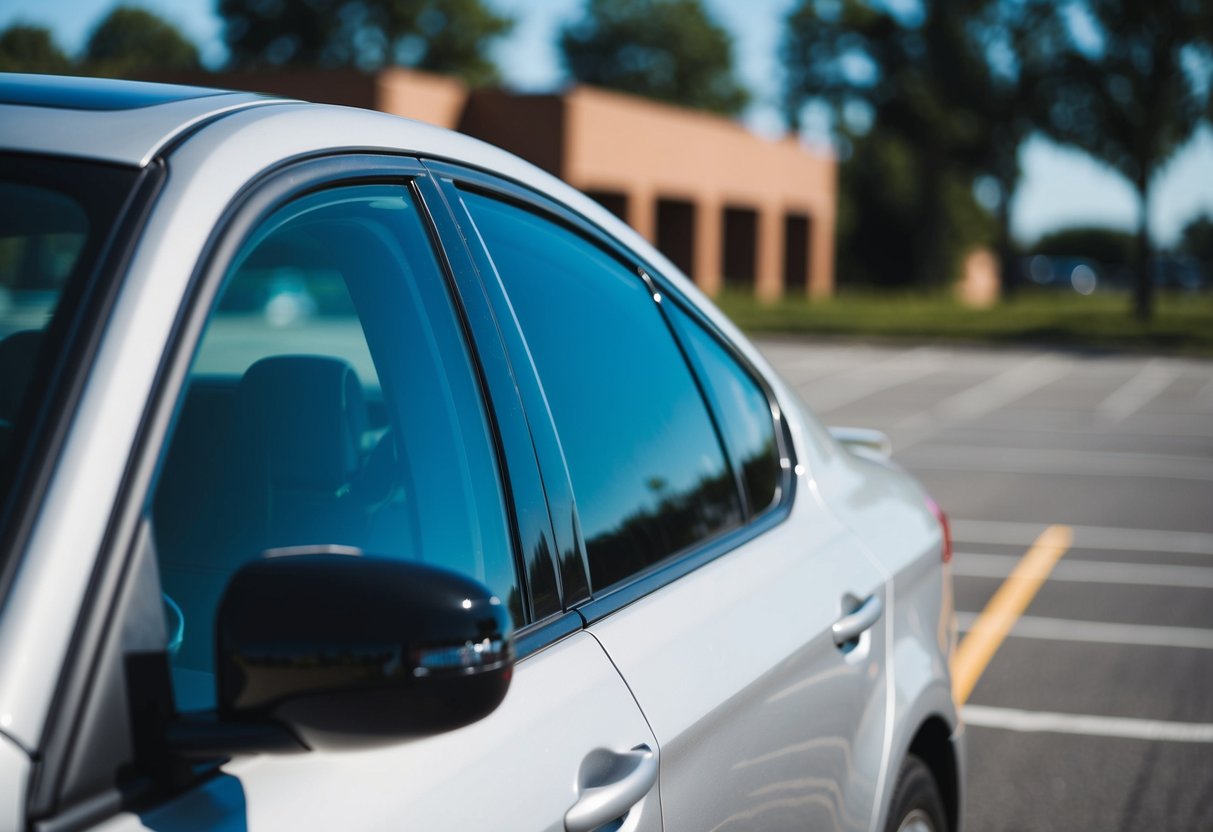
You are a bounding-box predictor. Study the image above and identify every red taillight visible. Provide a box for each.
[926,496,952,563]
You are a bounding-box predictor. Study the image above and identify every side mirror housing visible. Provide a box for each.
[195,554,513,754]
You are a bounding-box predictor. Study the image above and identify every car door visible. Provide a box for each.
[29,159,662,832]
[434,168,891,831]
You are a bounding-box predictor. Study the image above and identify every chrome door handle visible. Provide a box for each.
[832,594,883,646]
[565,745,657,832]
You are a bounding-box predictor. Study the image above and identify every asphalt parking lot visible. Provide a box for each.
[756,338,1213,832]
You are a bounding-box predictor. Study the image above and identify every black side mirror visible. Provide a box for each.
[177,554,513,755]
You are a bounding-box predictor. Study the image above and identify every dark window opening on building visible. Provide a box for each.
[656,198,696,277]
[784,213,810,293]
[585,190,629,223]
[722,206,757,289]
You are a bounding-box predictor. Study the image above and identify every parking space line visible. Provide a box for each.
[795,346,938,412]
[1199,375,1213,408]
[962,705,1213,743]
[924,354,1070,425]
[950,525,1073,705]
[1096,360,1181,424]
[890,354,1072,452]
[950,519,1213,556]
[952,553,1213,589]
[956,612,1213,650]
[898,445,1213,482]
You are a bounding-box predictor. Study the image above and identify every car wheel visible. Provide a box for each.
[885,754,947,832]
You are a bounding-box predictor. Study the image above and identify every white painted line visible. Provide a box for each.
[953,552,1213,589]
[1198,375,1213,408]
[1096,360,1182,424]
[888,354,1072,452]
[798,346,938,412]
[766,349,863,385]
[950,519,1213,556]
[928,355,1070,424]
[923,419,1213,441]
[962,705,1213,742]
[956,612,1213,650]
[898,445,1213,482]
[767,345,877,383]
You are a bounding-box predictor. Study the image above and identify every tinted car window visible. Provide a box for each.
[0,155,138,477]
[151,184,516,710]
[667,303,782,515]
[460,190,741,591]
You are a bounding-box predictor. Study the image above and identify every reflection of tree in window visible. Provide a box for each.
[587,464,741,588]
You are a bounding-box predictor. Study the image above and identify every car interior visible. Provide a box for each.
[147,192,507,711]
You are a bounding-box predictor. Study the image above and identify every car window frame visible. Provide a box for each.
[424,160,796,626]
[30,152,571,826]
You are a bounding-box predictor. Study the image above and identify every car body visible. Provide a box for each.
[0,74,962,832]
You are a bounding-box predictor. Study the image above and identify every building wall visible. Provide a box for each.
[556,86,836,299]
[458,91,565,176]
[159,68,381,111]
[374,68,466,129]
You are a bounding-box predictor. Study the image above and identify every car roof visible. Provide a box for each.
[0,74,285,167]
[0,74,779,387]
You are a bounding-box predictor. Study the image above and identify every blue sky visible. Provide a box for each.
[5,0,1212,247]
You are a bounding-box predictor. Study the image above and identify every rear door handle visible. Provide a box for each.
[565,745,657,832]
[832,594,883,646]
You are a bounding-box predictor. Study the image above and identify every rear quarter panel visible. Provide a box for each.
[776,390,962,832]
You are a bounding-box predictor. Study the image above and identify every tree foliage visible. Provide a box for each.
[1032,226,1135,266]
[1033,0,1213,319]
[835,130,994,288]
[560,0,749,116]
[218,0,513,86]
[1179,214,1213,263]
[83,6,200,77]
[782,0,1213,314]
[782,0,1055,290]
[0,24,71,74]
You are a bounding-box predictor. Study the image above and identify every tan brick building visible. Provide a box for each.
[166,68,837,299]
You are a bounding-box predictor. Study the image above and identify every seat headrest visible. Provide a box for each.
[234,355,368,490]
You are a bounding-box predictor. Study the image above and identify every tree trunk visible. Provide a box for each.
[996,179,1016,300]
[1133,170,1153,322]
[916,146,947,291]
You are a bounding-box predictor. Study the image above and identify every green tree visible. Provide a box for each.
[782,0,1067,292]
[0,24,71,74]
[1035,0,1213,320]
[83,6,201,77]
[1032,226,1135,266]
[218,0,512,87]
[559,0,749,116]
[835,130,993,289]
[1178,214,1213,263]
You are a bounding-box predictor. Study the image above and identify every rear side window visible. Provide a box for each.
[459,190,741,591]
[666,303,782,515]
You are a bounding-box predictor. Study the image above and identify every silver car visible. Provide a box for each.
[0,73,962,832]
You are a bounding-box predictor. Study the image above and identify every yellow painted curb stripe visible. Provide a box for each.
[951,524,1073,705]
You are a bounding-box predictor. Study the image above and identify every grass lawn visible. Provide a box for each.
[714,289,1213,356]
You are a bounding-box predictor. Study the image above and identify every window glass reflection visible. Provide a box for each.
[667,303,782,515]
[461,191,741,590]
